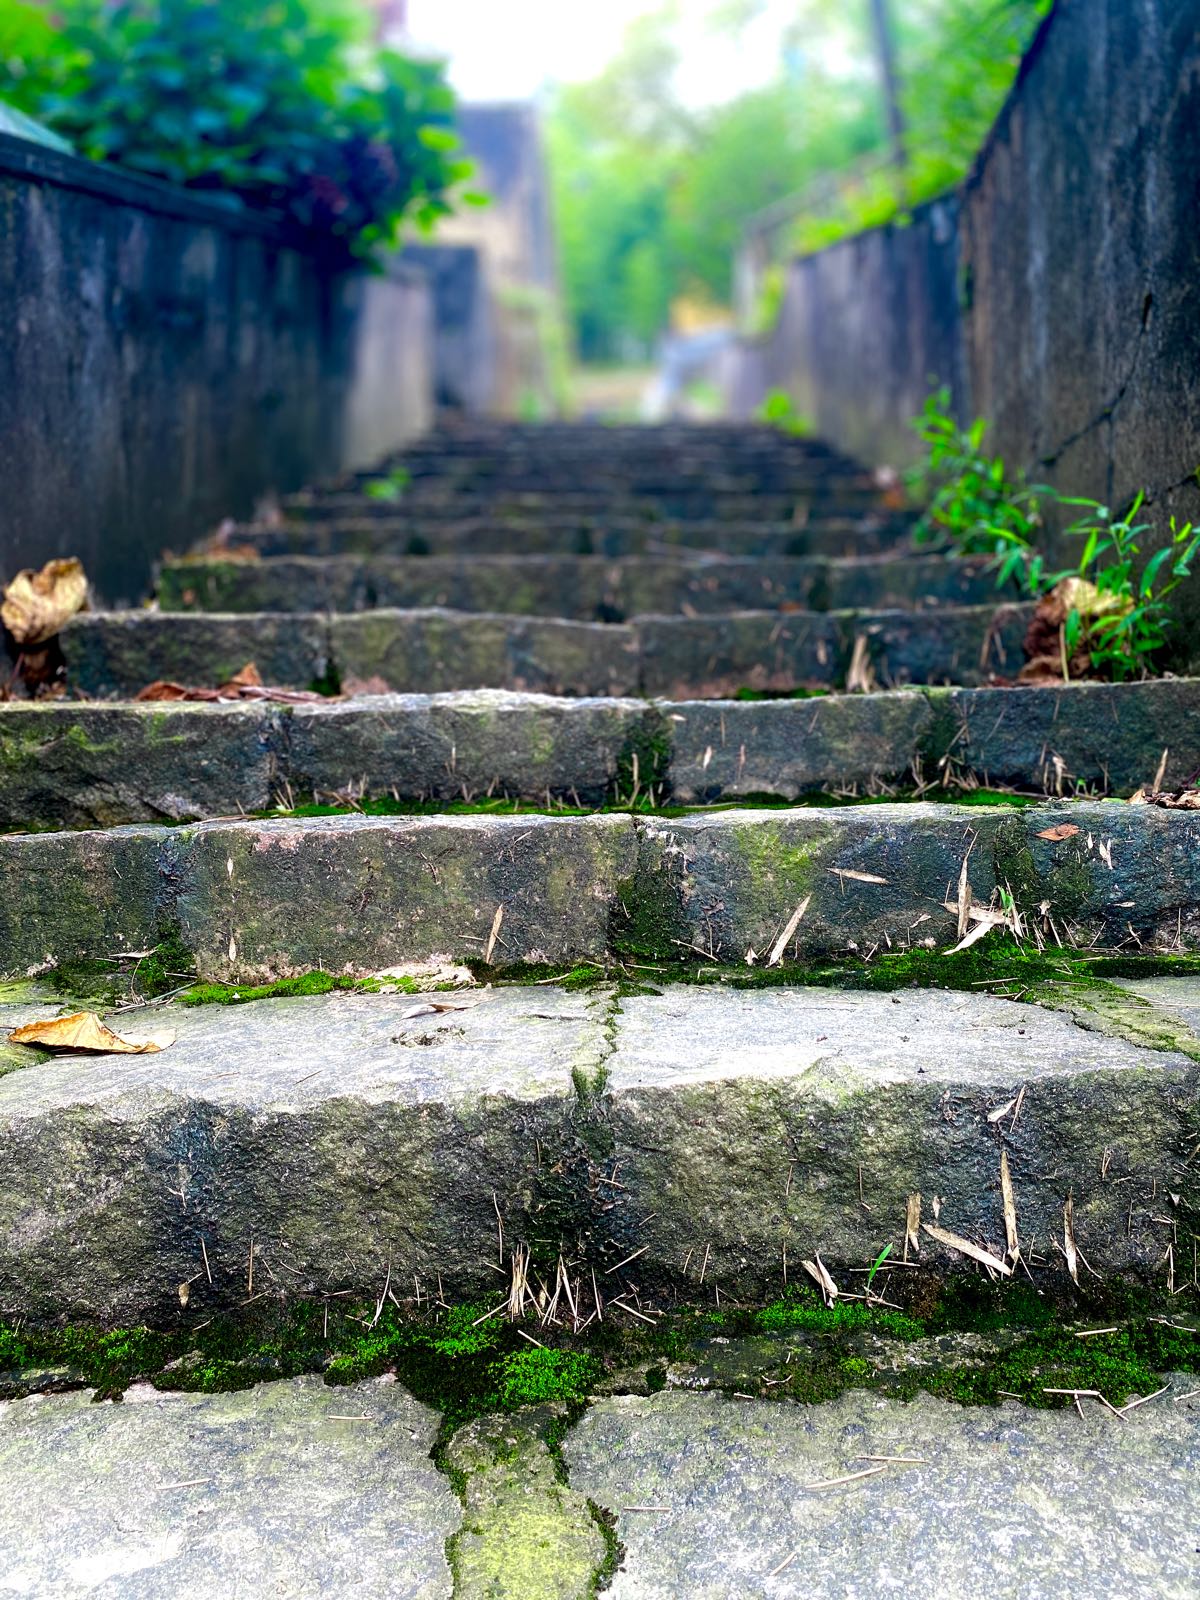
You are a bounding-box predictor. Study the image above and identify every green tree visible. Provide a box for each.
[0,0,476,254]
[546,0,1050,359]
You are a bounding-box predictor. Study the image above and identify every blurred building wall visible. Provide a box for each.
[431,103,564,416]
[0,132,433,605]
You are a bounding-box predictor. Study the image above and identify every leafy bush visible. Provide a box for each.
[0,0,481,255]
[911,388,1200,681]
[1050,495,1200,682]
[756,389,813,437]
[909,387,1046,584]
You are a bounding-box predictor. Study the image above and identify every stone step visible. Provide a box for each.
[566,1386,1200,1598]
[61,602,1030,699]
[225,512,917,560]
[346,467,880,495]
[0,978,1196,1318]
[3,799,1199,978]
[158,552,998,619]
[0,1377,457,1596]
[2,680,1193,829]
[2,1370,1195,1599]
[281,488,889,523]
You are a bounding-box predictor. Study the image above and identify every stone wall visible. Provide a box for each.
[731,0,1200,590]
[431,103,563,415]
[0,133,433,605]
[401,243,495,414]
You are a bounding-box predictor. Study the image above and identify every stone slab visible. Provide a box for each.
[228,514,915,561]
[158,553,995,620]
[661,691,934,802]
[8,683,1200,828]
[172,812,636,979]
[0,701,282,828]
[329,610,641,697]
[62,612,331,699]
[600,982,1200,1297]
[0,982,1195,1318]
[0,825,165,975]
[9,799,1200,976]
[57,606,1030,700]
[0,984,611,1318]
[631,799,1200,961]
[0,1376,457,1598]
[286,690,657,807]
[564,1386,1200,1599]
[635,605,1033,697]
[281,489,873,524]
[944,678,1200,795]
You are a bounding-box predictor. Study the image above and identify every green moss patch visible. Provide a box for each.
[2,1275,1194,1420]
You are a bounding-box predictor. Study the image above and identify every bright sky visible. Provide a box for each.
[405,0,800,105]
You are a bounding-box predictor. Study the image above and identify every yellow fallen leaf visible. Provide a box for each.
[1,558,89,646]
[8,1011,173,1054]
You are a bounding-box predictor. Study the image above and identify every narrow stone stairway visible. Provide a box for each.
[1,421,1198,1598]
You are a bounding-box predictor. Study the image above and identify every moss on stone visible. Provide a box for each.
[179,969,455,1005]
[1,1274,1195,1423]
[44,926,197,1006]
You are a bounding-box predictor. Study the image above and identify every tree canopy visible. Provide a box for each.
[547,0,1050,362]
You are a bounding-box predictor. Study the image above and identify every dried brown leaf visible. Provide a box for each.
[1135,789,1200,811]
[220,662,263,691]
[9,1010,173,1055]
[1036,824,1081,842]
[1,558,89,645]
[484,904,505,965]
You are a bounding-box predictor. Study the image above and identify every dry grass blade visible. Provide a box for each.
[1063,1193,1080,1286]
[829,868,889,885]
[946,918,997,955]
[922,1223,1012,1276]
[484,904,505,965]
[1000,1149,1020,1263]
[802,1254,839,1305]
[955,853,973,941]
[845,632,877,694]
[768,897,811,967]
[904,1192,921,1261]
[1118,1386,1169,1416]
[803,1465,887,1492]
[506,1242,531,1321]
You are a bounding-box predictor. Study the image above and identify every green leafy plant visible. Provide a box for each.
[1047,495,1200,682]
[909,387,1045,585]
[865,1243,893,1295]
[756,389,813,437]
[911,390,1200,682]
[363,466,411,502]
[0,0,481,256]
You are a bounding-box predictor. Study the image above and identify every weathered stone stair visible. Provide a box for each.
[2,421,1198,1597]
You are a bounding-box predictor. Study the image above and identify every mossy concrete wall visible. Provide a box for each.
[0,132,434,606]
[731,0,1200,642]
